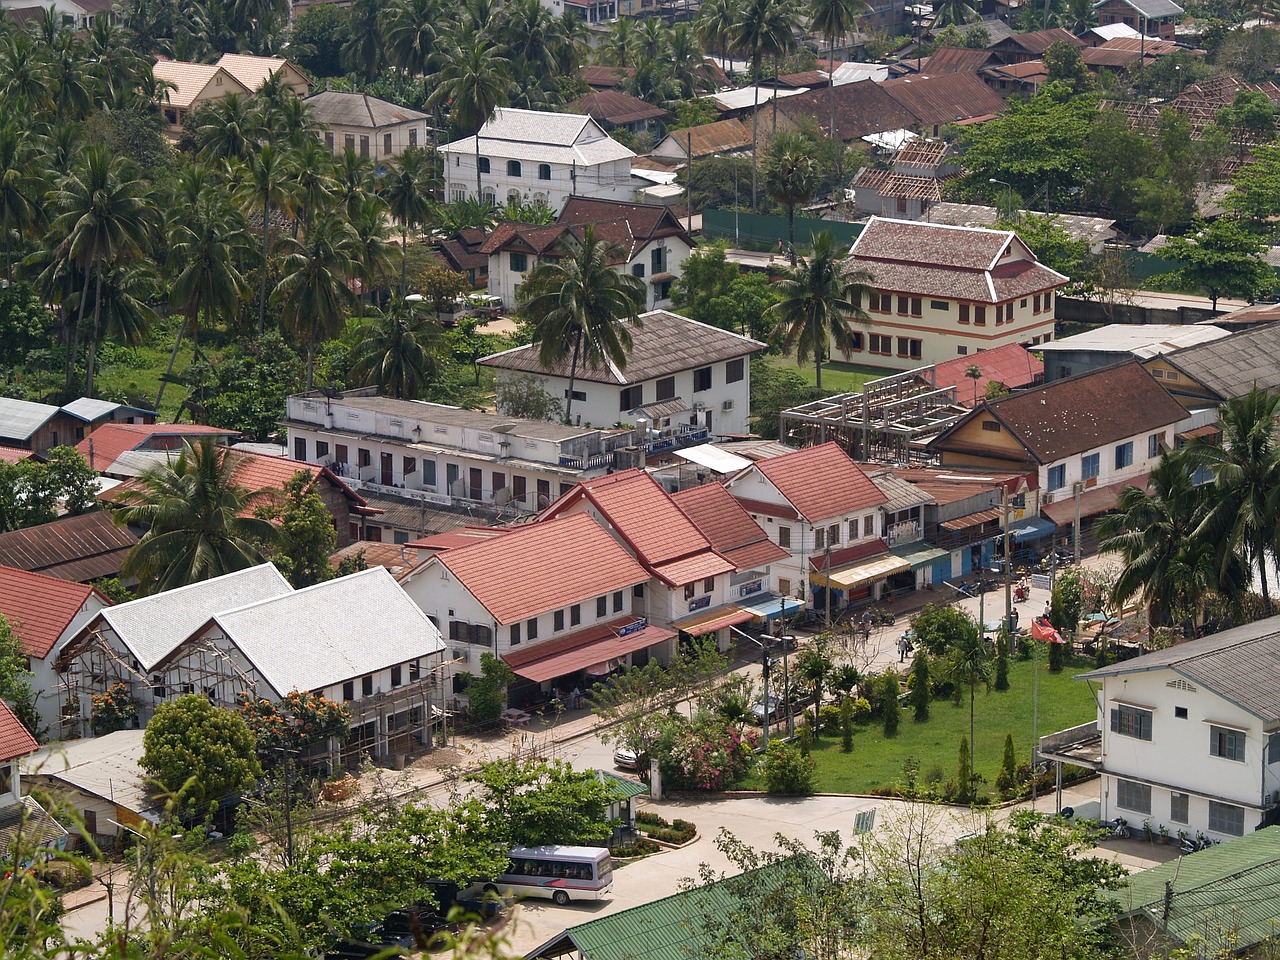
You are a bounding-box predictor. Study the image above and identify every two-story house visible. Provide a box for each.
[724,442,891,610]
[283,388,648,526]
[399,513,666,706]
[438,108,636,214]
[0,566,112,732]
[850,139,961,221]
[1041,616,1280,841]
[304,91,430,162]
[1093,0,1183,41]
[0,701,67,866]
[481,310,763,435]
[481,198,693,310]
[846,217,1067,370]
[151,567,445,766]
[930,362,1190,538]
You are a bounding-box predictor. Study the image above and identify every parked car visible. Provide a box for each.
[614,746,648,771]
[749,691,814,725]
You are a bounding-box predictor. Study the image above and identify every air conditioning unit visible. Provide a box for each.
[1042,492,1055,505]
[1273,790,1280,805]
[721,399,734,412]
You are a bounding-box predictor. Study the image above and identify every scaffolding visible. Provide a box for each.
[779,369,970,464]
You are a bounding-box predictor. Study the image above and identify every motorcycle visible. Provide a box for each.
[1014,583,1029,603]
[870,606,896,626]
[1097,816,1130,840]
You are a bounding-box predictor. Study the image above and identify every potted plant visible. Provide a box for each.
[1142,819,1153,843]
[1158,824,1170,845]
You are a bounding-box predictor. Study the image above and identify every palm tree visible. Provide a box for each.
[349,193,395,302]
[1185,387,1280,614]
[763,131,820,258]
[0,122,42,282]
[49,144,156,397]
[809,0,870,170]
[0,30,52,112]
[196,93,265,164]
[428,39,511,199]
[272,211,360,389]
[964,364,982,405]
[602,17,636,67]
[87,261,159,355]
[350,297,443,398]
[932,0,979,26]
[289,137,337,234]
[381,0,438,81]
[696,0,737,71]
[333,149,377,220]
[947,625,992,801]
[733,0,799,208]
[341,0,386,80]
[518,225,645,425]
[233,142,296,333]
[668,23,715,100]
[114,438,277,594]
[49,33,94,121]
[766,230,872,390]
[379,146,436,294]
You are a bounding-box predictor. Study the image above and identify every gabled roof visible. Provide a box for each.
[65,563,294,673]
[438,108,635,167]
[302,91,428,128]
[934,361,1188,464]
[0,702,36,763]
[0,445,33,464]
[774,80,918,142]
[151,60,250,109]
[1080,614,1280,725]
[1154,324,1280,401]
[655,118,754,158]
[0,566,108,660]
[736,442,887,523]
[579,64,634,89]
[0,397,60,442]
[569,90,670,127]
[1093,0,1183,17]
[179,567,442,695]
[480,310,763,385]
[879,73,1009,126]
[478,200,692,266]
[60,398,155,424]
[23,730,150,819]
[0,511,138,582]
[223,450,372,516]
[76,422,240,472]
[992,27,1083,55]
[919,46,997,74]
[929,343,1044,406]
[215,53,309,92]
[420,514,647,625]
[671,483,789,572]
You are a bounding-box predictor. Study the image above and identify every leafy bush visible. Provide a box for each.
[633,812,696,843]
[656,715,757,792]
[851,697,872,725]
[817,703,842,734]
[611,837,661,858]
[760,741,816,796]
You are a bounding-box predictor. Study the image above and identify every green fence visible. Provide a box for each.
[702,208,865,248]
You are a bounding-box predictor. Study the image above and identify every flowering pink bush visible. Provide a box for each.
[659,719,758,792]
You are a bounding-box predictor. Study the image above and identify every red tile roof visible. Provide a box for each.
[226,450,369,513]
[0,445,32,464]
[435,513,648,625]
[747,443,887,523]
[930,343,1044,407]
[503,617,674,683]
[0,511,138,582]
[809,537,889,572]
[0,701,36,762]
[672,483,789,571]
[0,565,107,659]
[77,422,239,472]
[406,527,514,551]
[652,551,735,586]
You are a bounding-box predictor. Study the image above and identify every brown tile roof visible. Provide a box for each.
[917,46,996,74]
[0,702,36,762]
[994,27,1082,56]
[329,541,427,579]
[0,512,138,582]
[1080,45,1144,68]
[434,513,647,625]
[77,422,239,473]
[579,65,635,89]
[942,361,1188,464]
[480,309,763,385]
[672,483,789,571]
[774,80,917,142]
[479,199,691,265]
[437,237,488,273]
[748,442,887,523]
[930,343,1044,406]
[662,118,753,158]
[854,216,1010,270]
[880,73,1010,126]
[569,90,670,127]
[0,566,108,660]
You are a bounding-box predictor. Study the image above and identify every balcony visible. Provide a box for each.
[558,451,614,470]
[1038,721,1102,770]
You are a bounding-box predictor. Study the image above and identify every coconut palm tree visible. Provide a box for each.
[49,144,157,397]
[932,0,979,26]
[379,146,436,294]
[763,131,820,258]
[0,122,42,283]
[350,296,443,399]
[341,0,386,80]
[333,148,377,220]
[602,17,637,67]
[765,230,872,390]
[232,142,296,333]
[518,225,646,425]
[668,23,716,100]
[428,39,511,198]
[349,192,395,302]
[114,438,277,594]
[271,211,360,389]
[381,0,439,81]
[733,0,799,208]
[289,136,337,234]
[196,93,265,165]
[696,0,737,70]
[809,0,870,169]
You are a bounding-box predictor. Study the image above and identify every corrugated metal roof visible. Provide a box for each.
[1038,323,1230,356]
[0,397,59,442]
[1160,324,1280,400]
[0,511,138,582]
[24,729,153,820]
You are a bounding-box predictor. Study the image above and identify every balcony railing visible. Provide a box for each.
[558,452,614,470]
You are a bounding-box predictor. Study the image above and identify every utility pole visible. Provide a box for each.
[1003,486,1013,638]
[1072,481,1083,565]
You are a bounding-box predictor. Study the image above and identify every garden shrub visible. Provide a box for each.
[851,697,872,725]
[760,740,816,796]
[817,703,841,734]
[656,716,757,791]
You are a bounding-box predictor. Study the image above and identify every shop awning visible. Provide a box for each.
[810,553,911,590]
[1042,472,1152,526]
[1008,516,1057,542]
[889,542,950,569]
[503,618,675,683]
[941,508,1002,532]
[671,604,756,635]
[736,593,807,620]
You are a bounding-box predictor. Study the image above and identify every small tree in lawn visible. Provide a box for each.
[995,629,1010,691]
[957,735,972,803]
[996,732,1018,798]
[840,697,854,753]
[910,650,930,722]
[142,694,261,817]
[1048,639,1065,673]
[882,672,900,736]
[761,740,816,796]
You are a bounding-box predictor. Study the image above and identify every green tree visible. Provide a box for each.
[379,146,437,294]
[749,357,811,439]
[495,372,563,421]
[203,333,304,442]
[141,693,262,815]
[763,132,820,257]
[0,613,40,736]
[462,652,516,726]
[468,757,614,847]
[234,142,296,334]
[671,241,739,324]
[881,671,900,736]
[340,0,386,79]
[997,731,1018,796]
[256,470,338,588]
[381,0,438,80]
[42,446,99,515]
[956,735,972,801]
[947,625,993,777]
[1160,217,1272,309]
[350,296,443,399]
[761,740,816,795]
[932,0,978,25]
[587,658,678,758]
[794,642,833,736]
[810,0,870,179]
[428,39,512,197]
[909,649,930,722]
[0,123,42,283]
[840,696,854,752]
[1043,40,1093,93]
[908,602,979,656]
[710,272,784,340]
[733,0,798,207]
[766,230,872,391]
[0,460,57,532]
[518,225,645,424]
[995,629,1009,690]
[114,438,278,594]
[289,3,350,76]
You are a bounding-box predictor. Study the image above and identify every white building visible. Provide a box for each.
[480,309,763,435]
[438,108,636,214]
[304,91,429,162]
[1042,616,1280,841]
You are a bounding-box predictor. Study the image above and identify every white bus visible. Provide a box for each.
[484,845,613,905]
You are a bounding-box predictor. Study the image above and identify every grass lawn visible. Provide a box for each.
[746,657,1097,796]
[96,337,200,422]
[765,354,890,395]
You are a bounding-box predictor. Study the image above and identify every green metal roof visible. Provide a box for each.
[595,770,648,801]
[1102,826,1280,950]
[889,541,950,568]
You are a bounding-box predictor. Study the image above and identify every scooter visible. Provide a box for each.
[1014,582,1029,603]
[1097,816,1130,840]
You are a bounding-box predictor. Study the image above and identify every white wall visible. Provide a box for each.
[1039,427,1173,501]
[29,593,110,734]
[320,120,427,163]
[443,152,635,215]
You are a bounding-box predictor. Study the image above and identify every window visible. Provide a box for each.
[359,136,369,157]
[633,582,645,597]
[343,680,354,701]
[571,603,581,626]
[778,526,791,548]
[1115,778,1151,814]
[910,297,922,317]
[596,596,607,618]
[869,291,890,313]
[1034,294,1041,313]
[448,621,493,645]
[358,448,371,468]
[409,129,418,148]
[974,306,987,325]
[1115,441,1133,470]
[1175,706,1189,719]
[423,459,437,487]
[815,527,826,550]
[1148,433,1161,459]
[478,157,491,174]
[510,252,528,272]
[726,358,745,383]
[959,303,971,324]
[703,576,715,593]
[620,385,643,411]
[849,519,858,541]
[507,160,522,177]
[345,133,355,152]
[391,664,402,686]
[864,515,874,538]
[684,583,695,600]
[384,133,392,155]
[613,590,623,612]
[827,523,839,546]
[564,388,586,401]
[982,420,1001,432]
[1081,452,1100,480]
[957,345,968,355]
[632,263,645,277]
[526,618,538,641]
[1046,291,1054,310]
[1171,792,1189,823]
[869,334,891,355]
[931,300,949,310]
[849,331,864,351]
[294,437,307,461]
[1110,704,1153,740]
[897,295,909,315]
[656,377,675,400]
[694,367,712,392]
[1048,464,1066,491]
[651,248,665,272]
[335,444,348,465]
[325,132,335,151]
[1210,725,1246,762]
[554,610,565,631]
[538,163,551,180]
[1208,800,1245,836]
[510,622,521,645]
[362,675,373,696]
